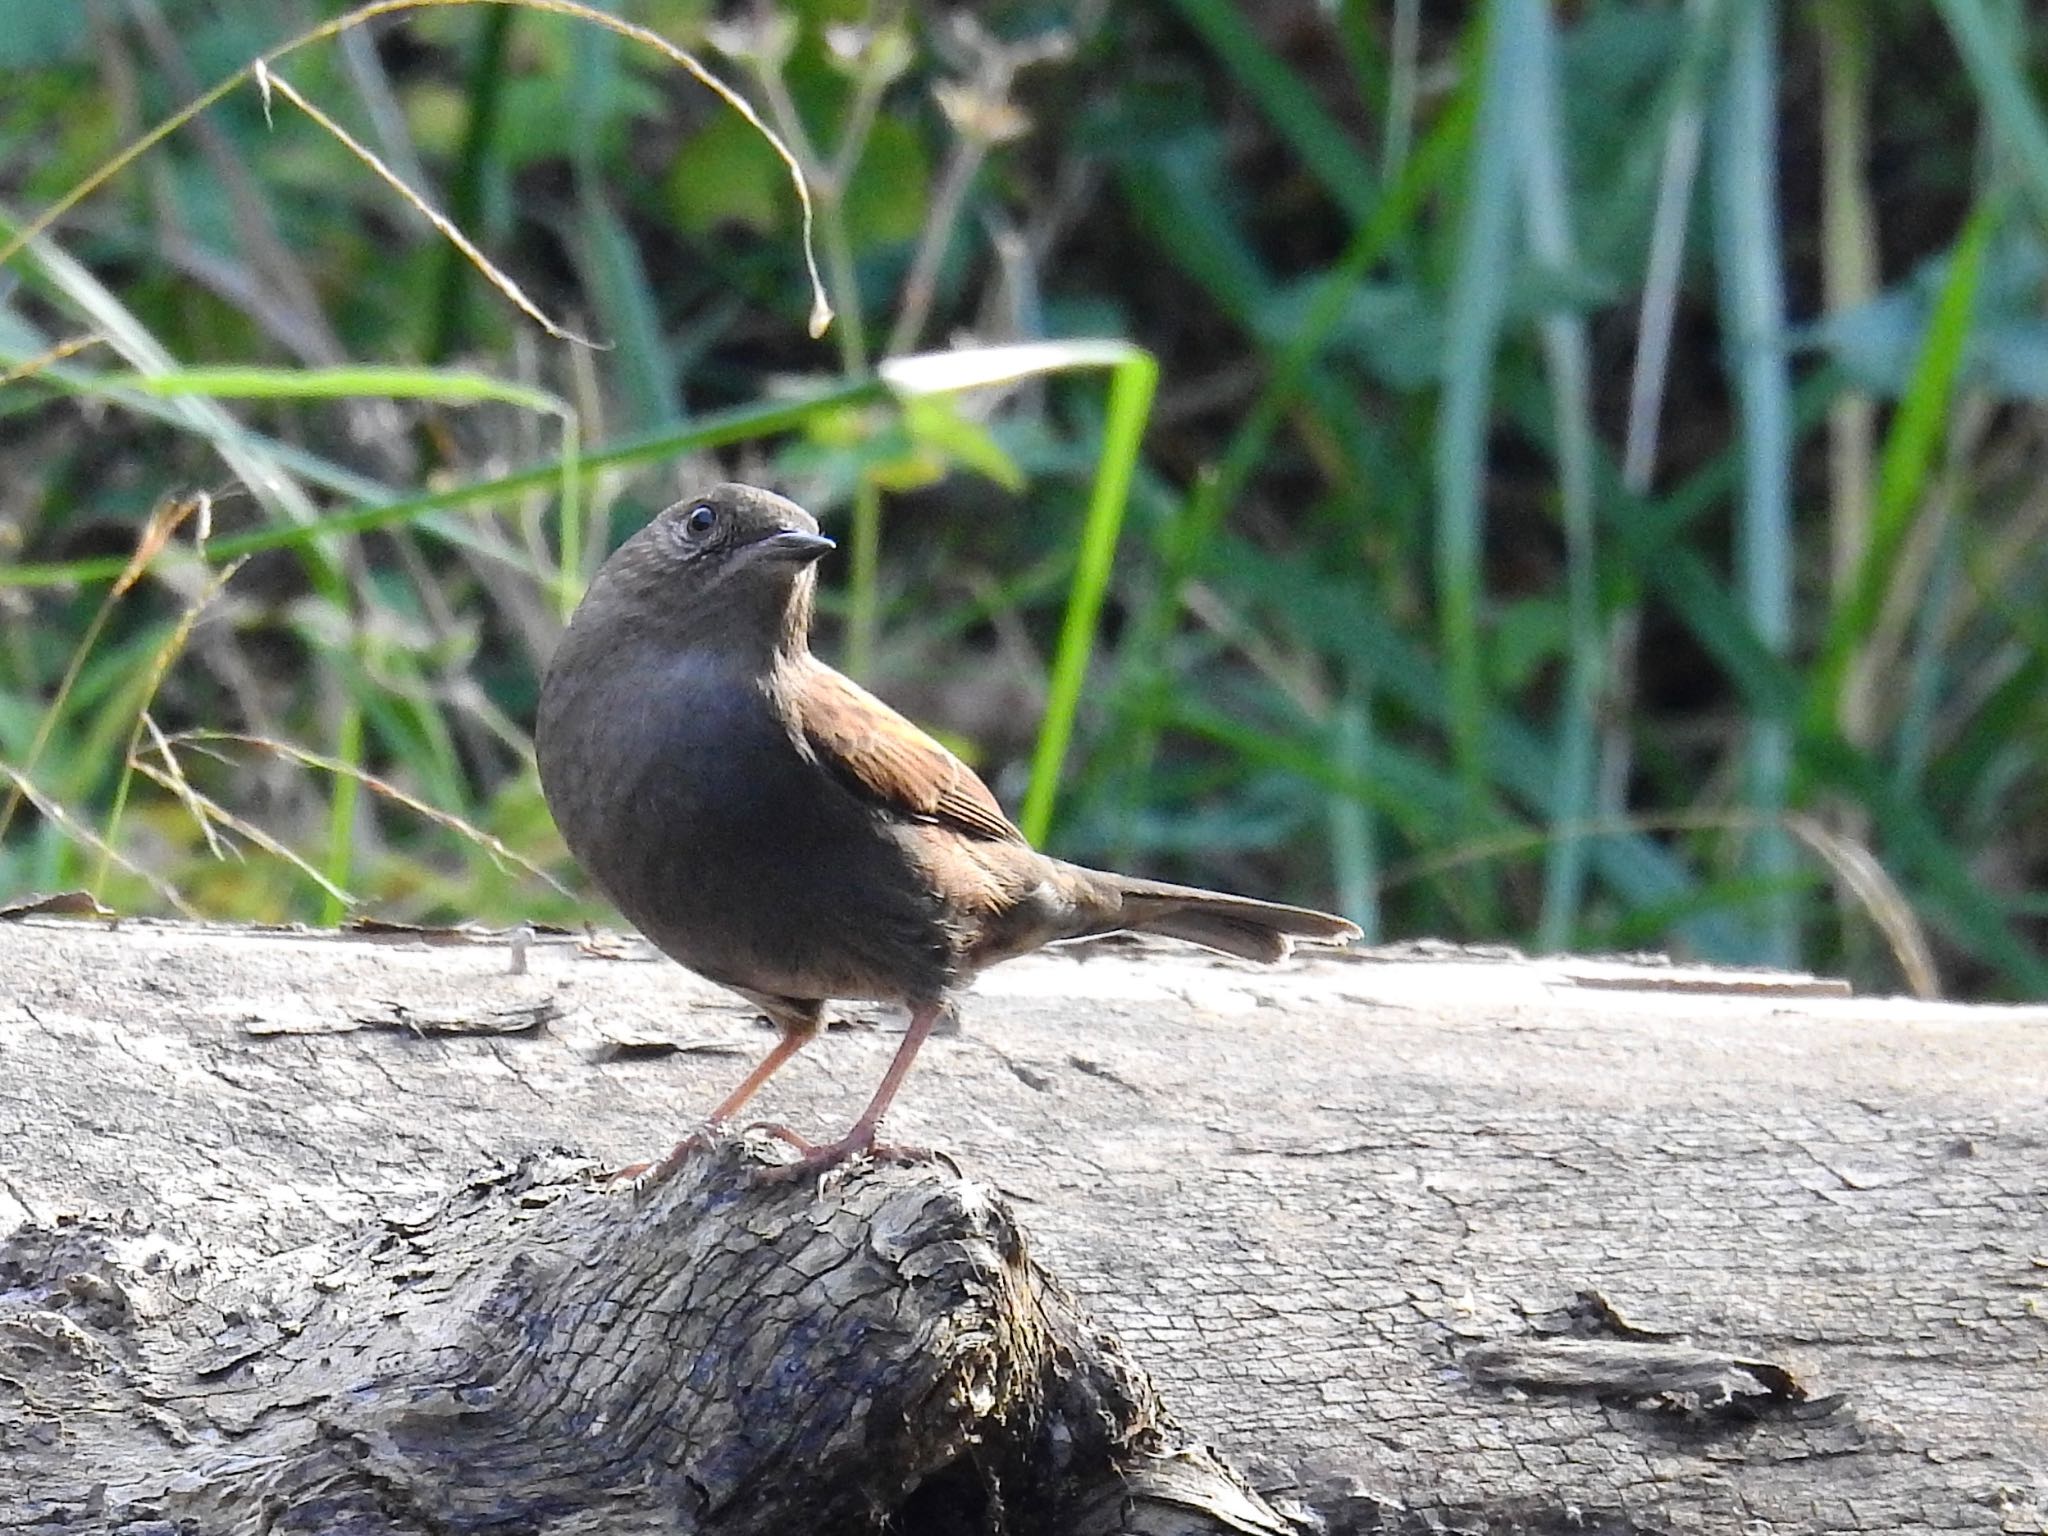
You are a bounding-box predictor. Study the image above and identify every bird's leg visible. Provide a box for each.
[614,1005,822,1183]
[705,1025,815,1124]
[769,998,948,1176]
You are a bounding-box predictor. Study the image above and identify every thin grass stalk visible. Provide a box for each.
[846,480,883,682]
[1935,0,2048,229]
[1509,0,1600,954]
[1,0,832,337]
[1433,0,1520,884]
[258,65,591,347]
[1893,507,1961,795]
[1382,0,1421,183]
[1164,0,1378,221]
[1329,0,1385,111]
[337,19,430,191]
[1814,0,1882,977]
[1815,0,1880,745]
[744,43,867,373]
[170,729,574,896]
[321,699,365,925]
[94,558,250,896]
[427,5,513,361]
[0,380,896,592]
[1605,0,1714,895]
[0,763,197,915]
[1807,201,1994,724]
[139,715,229,861]
[0,333,108,385]
[125,756,353,908]
[1709,0,1797,965]
[1619,147,1705,491]
[887,132,989,358]
[1328,686,1378,939]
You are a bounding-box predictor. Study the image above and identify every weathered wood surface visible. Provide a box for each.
[1,917,2044,1534]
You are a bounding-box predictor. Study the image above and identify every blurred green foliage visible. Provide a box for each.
[4,0,2048,998]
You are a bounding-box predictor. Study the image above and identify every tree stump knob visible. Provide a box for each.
[9,1136,1287,1535]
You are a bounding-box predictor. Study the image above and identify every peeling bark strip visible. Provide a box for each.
[2,919,2045,1533]
[0,1140,1287,1535]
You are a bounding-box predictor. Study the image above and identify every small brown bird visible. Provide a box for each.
[536,483,1359,1169]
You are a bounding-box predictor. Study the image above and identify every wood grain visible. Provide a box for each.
[1,919,2042,1533]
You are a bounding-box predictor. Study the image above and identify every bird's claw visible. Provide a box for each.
[752,1129,937,1184]
[740,1120,814,1152]
[608,1123,945,1192]
[605,1126,721,1190]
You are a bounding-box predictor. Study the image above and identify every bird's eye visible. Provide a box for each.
[682,503,718,538]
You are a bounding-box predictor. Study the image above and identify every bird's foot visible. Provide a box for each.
[605,1126,721,1188]
[610,1125,944,1189]
[740,1120,815,1152]
[754,1123,936,1183]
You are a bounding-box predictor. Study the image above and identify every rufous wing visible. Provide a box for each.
[790,660,1026,845]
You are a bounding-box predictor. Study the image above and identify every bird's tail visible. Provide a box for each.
[1076,870,1361,963]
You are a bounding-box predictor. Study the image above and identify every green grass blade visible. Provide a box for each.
[575,186,684,431]
[1805,199,1994,729]
[1161,0,1380,222]
[1434,0,1520,852]
[1709,0,1797,965]
[1327,685,1380,938]
[1935,0,2048,228]
[123,364,570,414]
[1020,354,1159,843]
[322,699,364,924]
[0,378,892,590]
[0,205,330,563]
[1509,0,1601,954]
[424,4,514,361]
[845,479,883,682]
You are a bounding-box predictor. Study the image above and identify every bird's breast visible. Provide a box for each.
[538,649,956,1004]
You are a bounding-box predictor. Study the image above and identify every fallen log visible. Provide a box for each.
[1,917,2042,1533]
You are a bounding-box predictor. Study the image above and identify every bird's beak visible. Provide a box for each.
[752,528,836,564]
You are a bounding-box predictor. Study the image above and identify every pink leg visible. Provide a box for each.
[706,1027,814,1124]
[616,1016,821,1183]
[775,999,947,1174]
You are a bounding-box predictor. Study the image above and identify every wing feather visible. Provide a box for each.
[788,661,1025,844]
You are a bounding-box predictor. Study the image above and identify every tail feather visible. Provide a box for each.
[1094,873,1361,963]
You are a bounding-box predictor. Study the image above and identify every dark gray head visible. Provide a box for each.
[572,482,835,660]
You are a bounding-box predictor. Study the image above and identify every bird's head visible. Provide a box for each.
[580,482,835,660]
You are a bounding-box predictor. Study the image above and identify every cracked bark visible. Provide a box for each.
[1,918,2044,1535]
[3,1140,1262,1535]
